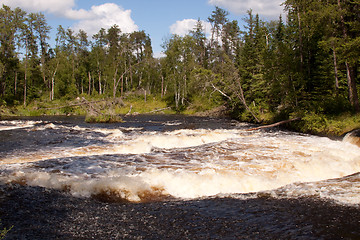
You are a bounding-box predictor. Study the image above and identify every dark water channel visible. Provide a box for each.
[0,115,360,239]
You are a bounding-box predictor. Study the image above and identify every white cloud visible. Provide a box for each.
[208,0,285,19]
[71,3,138,36]
[170,19,212,37]
[0,0,75,15]
[0,0,138,36]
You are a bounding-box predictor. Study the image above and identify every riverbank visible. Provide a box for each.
[241,110,360,138]
[288,112,360,138]
[1,94,359,137]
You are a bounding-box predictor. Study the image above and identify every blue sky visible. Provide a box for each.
[0,0,285,57]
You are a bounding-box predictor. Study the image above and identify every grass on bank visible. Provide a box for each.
[117,94,174,115]
[0,93,177,118]
[0,91,220,118]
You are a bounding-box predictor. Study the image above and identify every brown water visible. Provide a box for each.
[0,115,360,239]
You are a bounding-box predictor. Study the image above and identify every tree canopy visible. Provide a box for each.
[0,1,359,121]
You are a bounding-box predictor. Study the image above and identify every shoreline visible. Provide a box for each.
[1,97,359,139]
[0,112,356,143]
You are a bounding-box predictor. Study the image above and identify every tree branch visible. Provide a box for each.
[210,83,232,101]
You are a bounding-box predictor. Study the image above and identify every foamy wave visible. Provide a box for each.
[0,120,43,131]
[260,172,360,205]
[0,128,245,164]
[2,119,360,204]
[4,145,360,204]
[1,168,281,202]
[2,171,164,202]
[126,129,241,150]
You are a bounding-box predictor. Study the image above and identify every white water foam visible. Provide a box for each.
[1,120,360,204]
[0,120,42,131]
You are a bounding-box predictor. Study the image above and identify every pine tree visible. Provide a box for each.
[190,19,208,68]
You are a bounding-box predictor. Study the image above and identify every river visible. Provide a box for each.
[0,115,360,239]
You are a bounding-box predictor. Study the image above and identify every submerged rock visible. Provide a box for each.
[343,129,360,147]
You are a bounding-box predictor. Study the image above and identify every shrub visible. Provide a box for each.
[85,113,123,123]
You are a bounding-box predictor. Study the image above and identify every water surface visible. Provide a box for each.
[1,115,360,239]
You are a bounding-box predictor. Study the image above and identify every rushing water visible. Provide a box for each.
[1,115,360,239]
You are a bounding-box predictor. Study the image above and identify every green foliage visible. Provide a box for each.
[0,220,12,240]
[299,112,329,135]
[85,113,123,123]
[288,111,360,136]
[0,3,359,136]
[120,92,169,114]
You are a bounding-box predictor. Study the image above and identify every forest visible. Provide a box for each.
[0,1,359,134]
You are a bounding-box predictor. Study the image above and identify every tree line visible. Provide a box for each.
[0,4,156,108]
[0,1,359,121]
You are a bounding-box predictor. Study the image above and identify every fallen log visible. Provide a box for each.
[245,117,301,131]
[149,107,171,113]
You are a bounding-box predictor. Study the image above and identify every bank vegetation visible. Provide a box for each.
[1,1,359,135]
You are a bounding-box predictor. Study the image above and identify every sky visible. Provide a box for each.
[0,0,285,58]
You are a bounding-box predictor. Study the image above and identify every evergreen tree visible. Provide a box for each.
[190,19,208,68]
[239,11,268,107]
[207,6,229,69]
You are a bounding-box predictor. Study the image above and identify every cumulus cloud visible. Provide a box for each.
[170,19,212,37]
[0,0,76,15]
[208,0,285,19]
[0,0,138,36]
[71,3,138,36]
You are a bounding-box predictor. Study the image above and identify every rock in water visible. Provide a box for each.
[343,129,360,147]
